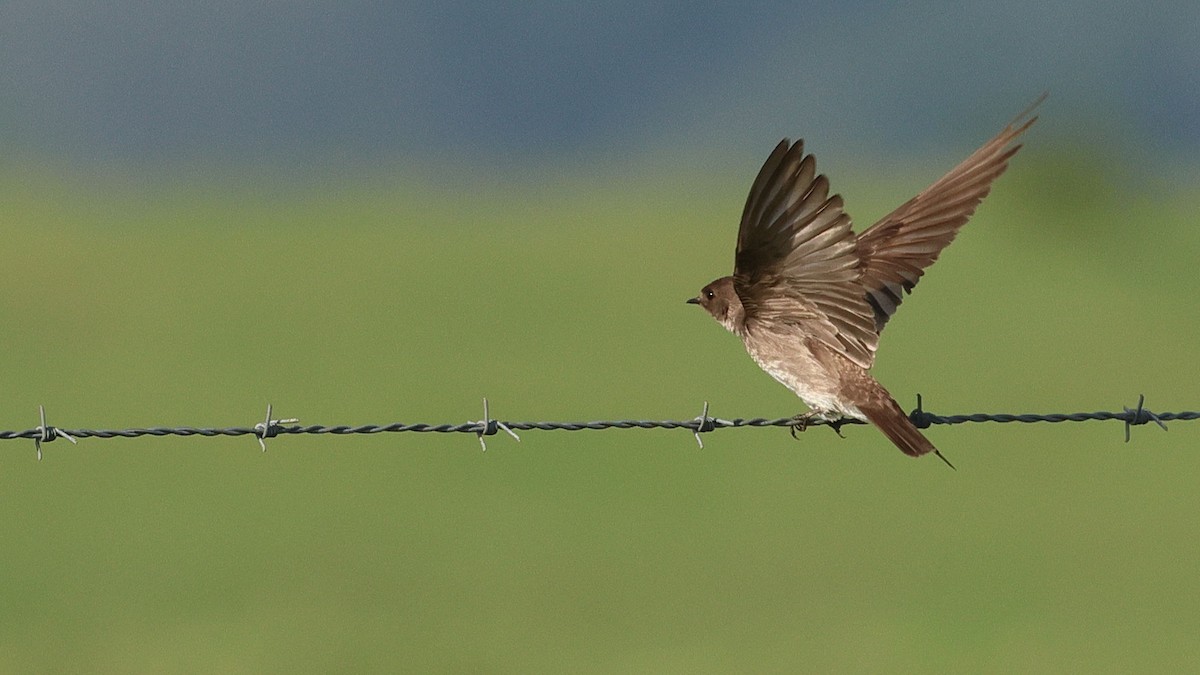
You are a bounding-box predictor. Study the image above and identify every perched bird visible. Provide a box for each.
[688,100,1040,465]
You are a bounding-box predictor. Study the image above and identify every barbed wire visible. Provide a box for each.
[5,395,1195,458]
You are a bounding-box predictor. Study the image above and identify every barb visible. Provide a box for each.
[470,398,520,451]
[1123,394,1167,442]
[254,404,299,452]
[33,405,77,461]
[692,401,715,448]
[0,395,1193,456]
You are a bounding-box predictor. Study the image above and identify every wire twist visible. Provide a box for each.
[6,395,1194,457]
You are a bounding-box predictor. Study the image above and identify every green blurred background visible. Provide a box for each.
[2,2,1199,673]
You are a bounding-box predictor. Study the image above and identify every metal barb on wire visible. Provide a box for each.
[34,405,77,461]
[254,404,299,452]
[692,401,716,448]
[909,393,932,429]
[1123,394,1168,442]
[472,398,520,451]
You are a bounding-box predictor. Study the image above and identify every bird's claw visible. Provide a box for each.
[827,417,849,438]
[789,412,813,439]
[789,411,850,440]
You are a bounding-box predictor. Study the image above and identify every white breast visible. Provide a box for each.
[746,344,865,420]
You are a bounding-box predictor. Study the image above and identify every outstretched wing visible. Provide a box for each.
[733,139,878,369]
[858,97,1042,332]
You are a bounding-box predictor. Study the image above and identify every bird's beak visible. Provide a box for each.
[686,297,701,305]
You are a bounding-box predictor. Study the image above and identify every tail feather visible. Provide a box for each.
[858,396,954,468]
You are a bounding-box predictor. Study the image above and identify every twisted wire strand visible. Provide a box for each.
[5,395,1195,450]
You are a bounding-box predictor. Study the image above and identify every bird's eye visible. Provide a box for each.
[705,290,715,299]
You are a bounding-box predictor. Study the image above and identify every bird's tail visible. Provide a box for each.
[858,394,954,469]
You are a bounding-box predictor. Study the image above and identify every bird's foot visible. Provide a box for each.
[789,411,815,438]
[790,411,851,440]
[826,417,850,439]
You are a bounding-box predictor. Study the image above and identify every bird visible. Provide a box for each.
[687,99,1041,466]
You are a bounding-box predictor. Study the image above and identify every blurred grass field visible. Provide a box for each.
[0,148,1197,673]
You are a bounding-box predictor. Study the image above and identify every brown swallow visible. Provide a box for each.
[688,99,1041,466]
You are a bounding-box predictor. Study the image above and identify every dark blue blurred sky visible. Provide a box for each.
[1,1,1197,172]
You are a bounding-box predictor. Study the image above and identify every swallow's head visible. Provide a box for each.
[687,276,744,333]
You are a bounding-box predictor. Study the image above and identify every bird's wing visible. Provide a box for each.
[733,139,878,369]
[857,97,1041,332]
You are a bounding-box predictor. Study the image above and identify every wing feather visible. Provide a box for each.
[728,97,1041,365]
[733,140,877,368]
[858,96,1042,331]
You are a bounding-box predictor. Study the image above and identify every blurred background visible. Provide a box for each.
[1,2,1198,672]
